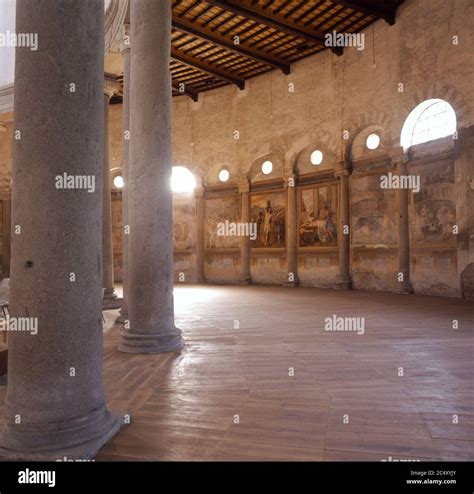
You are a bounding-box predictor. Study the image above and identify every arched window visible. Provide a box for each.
[401,99,456,150]
[171,166,196,193]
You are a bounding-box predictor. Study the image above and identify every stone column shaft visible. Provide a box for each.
[102,86,116,300]
[195,187,206,283]
[2,197,11,278]
[335,168,352,289]
[239,179,251,283]
[393,149,413,293]
[286,174,299,286]
[119,0,183,354]
[117,24,131,322]
[0,0,120,459]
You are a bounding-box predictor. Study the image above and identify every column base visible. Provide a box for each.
[284,279,299,287]
[334,276,352,290]
[0,406,122,461]
[395,281,414,294]
[237,278,252,285]
[118,328,184,354]
[103,287,117,300]
[115,306,128,324]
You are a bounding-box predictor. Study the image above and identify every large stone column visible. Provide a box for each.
[1,195,11,278]
[0,0,120,459]
[195,186,206,283]
[102,82,117,300]
[117,24,131,322]
[335,166,352,289]
[286,173,299,286]
[119,0,183,354]
[392,147,413,293]
[239,178,251,283]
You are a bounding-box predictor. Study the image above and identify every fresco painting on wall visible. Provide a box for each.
[173,200,196,250]
[250,192,286,248]
[351,174,397,245]
[298,184,338,247]
[411,160,456,243]
[205,196,240,249]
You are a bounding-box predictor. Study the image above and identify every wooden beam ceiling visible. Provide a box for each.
[171,46,246,89]
[131,0,406,101]
[172,80,199,101]
[204,0,343,55]
[172,15,291,74]
[330,1,398,25]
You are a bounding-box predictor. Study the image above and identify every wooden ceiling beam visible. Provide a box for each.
[171,47,246,89]
[172,15,291,74]
[329,1,398,25]
[172,80,199,101]
[203,0,343,55]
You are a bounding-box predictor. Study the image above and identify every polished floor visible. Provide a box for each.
[97,285,473,461]
[1,285,473,461]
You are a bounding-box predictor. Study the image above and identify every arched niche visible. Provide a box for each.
[247,153,285,184]
[294,143,337,176]
[203,160,239,188]
[348,124,389,164]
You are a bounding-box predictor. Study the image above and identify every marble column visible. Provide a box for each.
[117,24,131,322]
[0,0,120,459]
[239,178,251,284]
[102,84,117,300]
[119,0,183,354]
[335,166,352,289]
[286,174,299,286]
[392,147,413,293]
[195,187,206,283]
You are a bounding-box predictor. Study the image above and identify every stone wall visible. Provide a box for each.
[0,0,472,297]
[163,0,474,297]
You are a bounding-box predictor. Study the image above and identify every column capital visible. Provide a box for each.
[389,146,408,165]
[238,178,250,193]
[334,169,350,178]
[119,23,131,55]
[194,187,205,199]
[334,160,350,178]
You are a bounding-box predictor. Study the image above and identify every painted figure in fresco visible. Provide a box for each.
[251,196,286,248]
[273,208,285,245]
[263,201,273,246]
[299,205,337,246]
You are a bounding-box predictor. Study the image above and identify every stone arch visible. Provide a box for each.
[399,83,469,129]
[247,152,285,184]
[293,140,338,176]
[343,110,392,167]
[202,151,239,187]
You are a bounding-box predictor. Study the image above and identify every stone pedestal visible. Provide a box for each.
[335,167,352,289]
[119,0,183,354]
[0,0,120,460]
[239,179,251,284]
